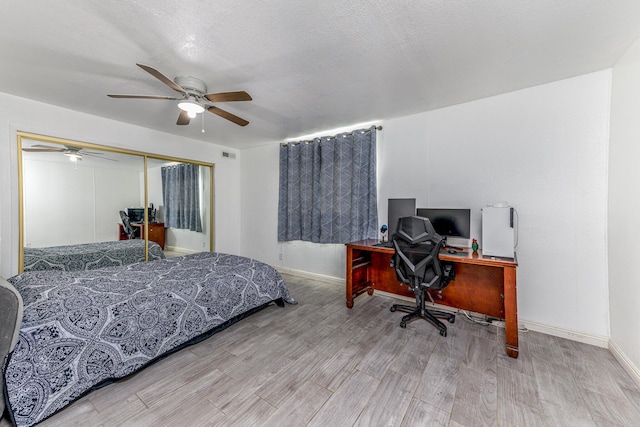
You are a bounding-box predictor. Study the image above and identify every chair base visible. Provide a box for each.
[390,303,455,337]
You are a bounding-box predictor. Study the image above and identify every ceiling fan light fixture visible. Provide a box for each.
[178,98,205,117]
[64,152,82,162]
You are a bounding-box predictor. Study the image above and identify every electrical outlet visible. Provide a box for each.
[278,253,283,261]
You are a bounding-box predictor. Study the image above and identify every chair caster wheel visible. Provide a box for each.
[400,322,406,328]
[448,317,455,324]
[390,306,397,312]
[440,329,447,337]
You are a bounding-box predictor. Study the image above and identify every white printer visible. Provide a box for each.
[482,204,515,259]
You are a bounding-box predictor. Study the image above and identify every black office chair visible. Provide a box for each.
[119,210,137,240]
[390,216,456,336]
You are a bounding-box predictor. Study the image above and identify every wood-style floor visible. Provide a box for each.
[3,273,640,427]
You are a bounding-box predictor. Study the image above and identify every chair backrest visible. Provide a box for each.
[392,216,448,290]
[119,210,136,239]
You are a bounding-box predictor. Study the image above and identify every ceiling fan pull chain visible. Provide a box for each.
[202,112,205,133]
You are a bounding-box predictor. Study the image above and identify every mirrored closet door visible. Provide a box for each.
[18,132,214,272]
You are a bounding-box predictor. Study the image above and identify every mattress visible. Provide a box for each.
[22,240,166,272]
[2,252,294,427]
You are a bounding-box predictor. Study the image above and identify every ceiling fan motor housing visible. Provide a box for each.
[174,76,207,97]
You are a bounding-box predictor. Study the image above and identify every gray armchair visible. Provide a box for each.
[1,277,23,417]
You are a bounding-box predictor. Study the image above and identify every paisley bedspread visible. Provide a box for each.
[3,252,294,427]
[23,240,166,272]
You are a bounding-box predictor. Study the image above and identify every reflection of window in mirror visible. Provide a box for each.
[162,163,203,232]
[147,160,211,256]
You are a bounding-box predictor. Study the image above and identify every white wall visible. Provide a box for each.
[241,70,612,339]
[95,167,142,242]
[23,157,140,246]
[0,92,242,278]
[609,35,640,372]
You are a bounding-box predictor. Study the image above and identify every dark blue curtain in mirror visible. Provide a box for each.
[161,163,203,232]
[278,125,378,244]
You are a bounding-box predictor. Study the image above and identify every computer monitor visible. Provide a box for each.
[416,208,471,240]
[127,208,145,223]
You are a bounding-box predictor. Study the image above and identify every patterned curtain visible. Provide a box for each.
[278,125,378,244]
[161,163,203,232]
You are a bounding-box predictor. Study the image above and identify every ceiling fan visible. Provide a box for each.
[22,145,116,162]
[108,63,252,127]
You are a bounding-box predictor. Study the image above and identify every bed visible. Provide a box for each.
[1,252,295,427]
[22,240,166,272]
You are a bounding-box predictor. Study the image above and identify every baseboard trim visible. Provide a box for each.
[274,266,344,287]
[517,318,610,348]
[609,338,640,386]
[164,246,199,254]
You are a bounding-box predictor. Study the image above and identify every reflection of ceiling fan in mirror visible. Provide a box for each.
[22,145,116,162]
[108,63,252,127]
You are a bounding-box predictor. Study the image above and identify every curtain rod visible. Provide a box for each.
[282,126,382,146]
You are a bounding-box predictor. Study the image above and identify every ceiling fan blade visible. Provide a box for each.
[33,144,63,149]
[204,91,253,102]
[23,144,64,152]
[177,110,191,125]
[136,63,186,94]
[22,147,63,152]
[207,106,249,126]
[108,94,178,100]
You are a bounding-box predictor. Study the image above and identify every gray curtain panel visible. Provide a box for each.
[278,125,378,244]
[161,163,203,232]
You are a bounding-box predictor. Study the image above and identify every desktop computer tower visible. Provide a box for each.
[482,206,515,259]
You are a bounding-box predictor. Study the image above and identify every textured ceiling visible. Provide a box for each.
[2,0,640,149]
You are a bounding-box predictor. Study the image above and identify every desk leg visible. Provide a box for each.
[503,266,519,358]
[346,246,354,308]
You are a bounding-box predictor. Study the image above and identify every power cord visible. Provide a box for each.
[460,310,492,326]
[513,208,519,249]
[459,310,529,332]
[423,302,529,332]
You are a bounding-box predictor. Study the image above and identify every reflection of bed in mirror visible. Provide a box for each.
[23,240,165,272]
[2,252,296,427]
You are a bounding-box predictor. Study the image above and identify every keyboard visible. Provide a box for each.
[373,241,393,248]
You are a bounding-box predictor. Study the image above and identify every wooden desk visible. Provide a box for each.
[118,222,166,250]
[345,239,519,358]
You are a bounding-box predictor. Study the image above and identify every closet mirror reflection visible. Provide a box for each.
[18,132,214,272]
[146,157,212,255]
